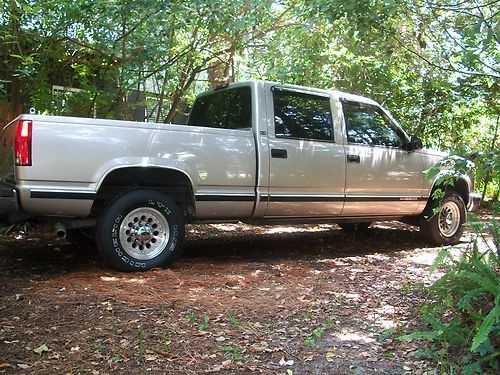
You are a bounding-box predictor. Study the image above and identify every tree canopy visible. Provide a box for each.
[1,0,498,197]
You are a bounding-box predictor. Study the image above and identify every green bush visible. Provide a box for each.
[400,208,499,373]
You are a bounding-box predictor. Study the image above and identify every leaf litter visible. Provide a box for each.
[0,217,491,374]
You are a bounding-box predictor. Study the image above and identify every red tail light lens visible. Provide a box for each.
[15,120,32,166]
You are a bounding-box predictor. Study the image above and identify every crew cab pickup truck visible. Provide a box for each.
[0,81,480,271]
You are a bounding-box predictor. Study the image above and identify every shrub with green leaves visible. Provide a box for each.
[400,208,499,374]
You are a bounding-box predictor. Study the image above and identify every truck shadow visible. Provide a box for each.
[181,222,431,263]
[0,223,436,278]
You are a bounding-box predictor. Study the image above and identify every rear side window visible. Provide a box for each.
[187,87,252,130]
[273,90,333,142]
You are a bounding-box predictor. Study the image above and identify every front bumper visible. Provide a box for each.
[0,182,19,223]
[468,192,481,212]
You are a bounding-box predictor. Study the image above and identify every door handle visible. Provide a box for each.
[271,149,288,159]
[346,154,360,163]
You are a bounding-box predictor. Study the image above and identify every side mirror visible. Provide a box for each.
[408,136,423,151]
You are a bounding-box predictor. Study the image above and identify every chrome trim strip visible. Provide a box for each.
[30,190,96,200]
[270,196,344,202]
[195,195,255,202]
[269,195,427,202]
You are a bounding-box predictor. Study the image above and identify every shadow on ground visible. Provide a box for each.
[0,222,429,278]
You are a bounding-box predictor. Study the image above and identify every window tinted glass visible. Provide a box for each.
[342,102,405,148]
[187,87,252,129]
[273,90,333,141]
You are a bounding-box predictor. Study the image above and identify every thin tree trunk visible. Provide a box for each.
[8,0,23,118]
[155,73,169,123]
[481,115,499,204]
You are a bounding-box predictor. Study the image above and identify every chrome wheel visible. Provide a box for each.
[438,201,461,238]
[119,207,170,260]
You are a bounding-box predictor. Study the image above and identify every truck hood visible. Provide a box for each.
[418,148,448,158]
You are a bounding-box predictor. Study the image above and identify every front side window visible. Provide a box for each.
[187,86,252,129]
[342,101,406,148]
[273,90,333,142]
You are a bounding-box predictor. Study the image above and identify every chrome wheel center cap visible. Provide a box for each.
[136,226,152,242]
[445,213,452,225]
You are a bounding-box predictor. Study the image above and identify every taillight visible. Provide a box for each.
[15,119,32,166]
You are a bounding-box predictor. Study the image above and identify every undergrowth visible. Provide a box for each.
[401,207,499,374]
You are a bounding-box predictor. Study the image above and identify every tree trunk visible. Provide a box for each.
[481,115,499,204]
[7,0,23,118]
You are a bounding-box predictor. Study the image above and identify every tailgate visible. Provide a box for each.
[0,116,19,182]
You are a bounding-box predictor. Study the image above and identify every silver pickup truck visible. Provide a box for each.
[0,81,480,271]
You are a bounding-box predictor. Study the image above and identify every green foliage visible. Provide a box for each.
[1,0,498,198]
[425,155,475,191]
[303,318,335,348]
[475,149,500,201]
[218,343,244,362]
[186,310,197,325]
[400,209,500,373]
[198,314,210,331]
[227,313,239,328]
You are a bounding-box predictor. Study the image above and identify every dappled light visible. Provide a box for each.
[0,212,496,373]
[100,276,146,284]
[265,225,331,234]
[335,331,376,344]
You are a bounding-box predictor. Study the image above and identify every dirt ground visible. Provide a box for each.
[0,216,492,374]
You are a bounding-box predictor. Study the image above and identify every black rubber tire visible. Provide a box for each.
[419,191,466,246]
[338,223,371,231]
[96,190,184,271]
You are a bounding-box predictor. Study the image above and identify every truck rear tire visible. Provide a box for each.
[96,190,185,271]
[419,191,465,246]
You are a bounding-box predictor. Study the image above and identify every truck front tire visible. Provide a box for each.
[96,190,184,271]
[419,191,466,246]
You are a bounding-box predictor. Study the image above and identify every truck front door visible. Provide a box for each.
[340,100,425,216]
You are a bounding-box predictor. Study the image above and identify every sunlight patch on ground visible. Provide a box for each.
[100,276,146,284]
[334,331,376,344]
[405,250,439,266]
[371,221,418,232]
[372,223,398,230]
[364,253,392,261]
[370,305,397,329]
[405,235,493,267]
[208,224,240,231]
[251,269,263,277]
[265,226,330,234]
[316,259,350,265]
[374,318,396,330]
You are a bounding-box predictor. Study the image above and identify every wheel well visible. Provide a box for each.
[92,167,195,220]
[431,177,469,205]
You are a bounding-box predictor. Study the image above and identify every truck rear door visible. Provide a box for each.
[264,85,346,217]
[186,84,257,220]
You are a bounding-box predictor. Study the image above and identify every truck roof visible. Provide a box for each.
[222,80,380,107]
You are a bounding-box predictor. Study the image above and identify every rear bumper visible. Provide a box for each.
[0,182,19,223]
[468,192,481,212]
